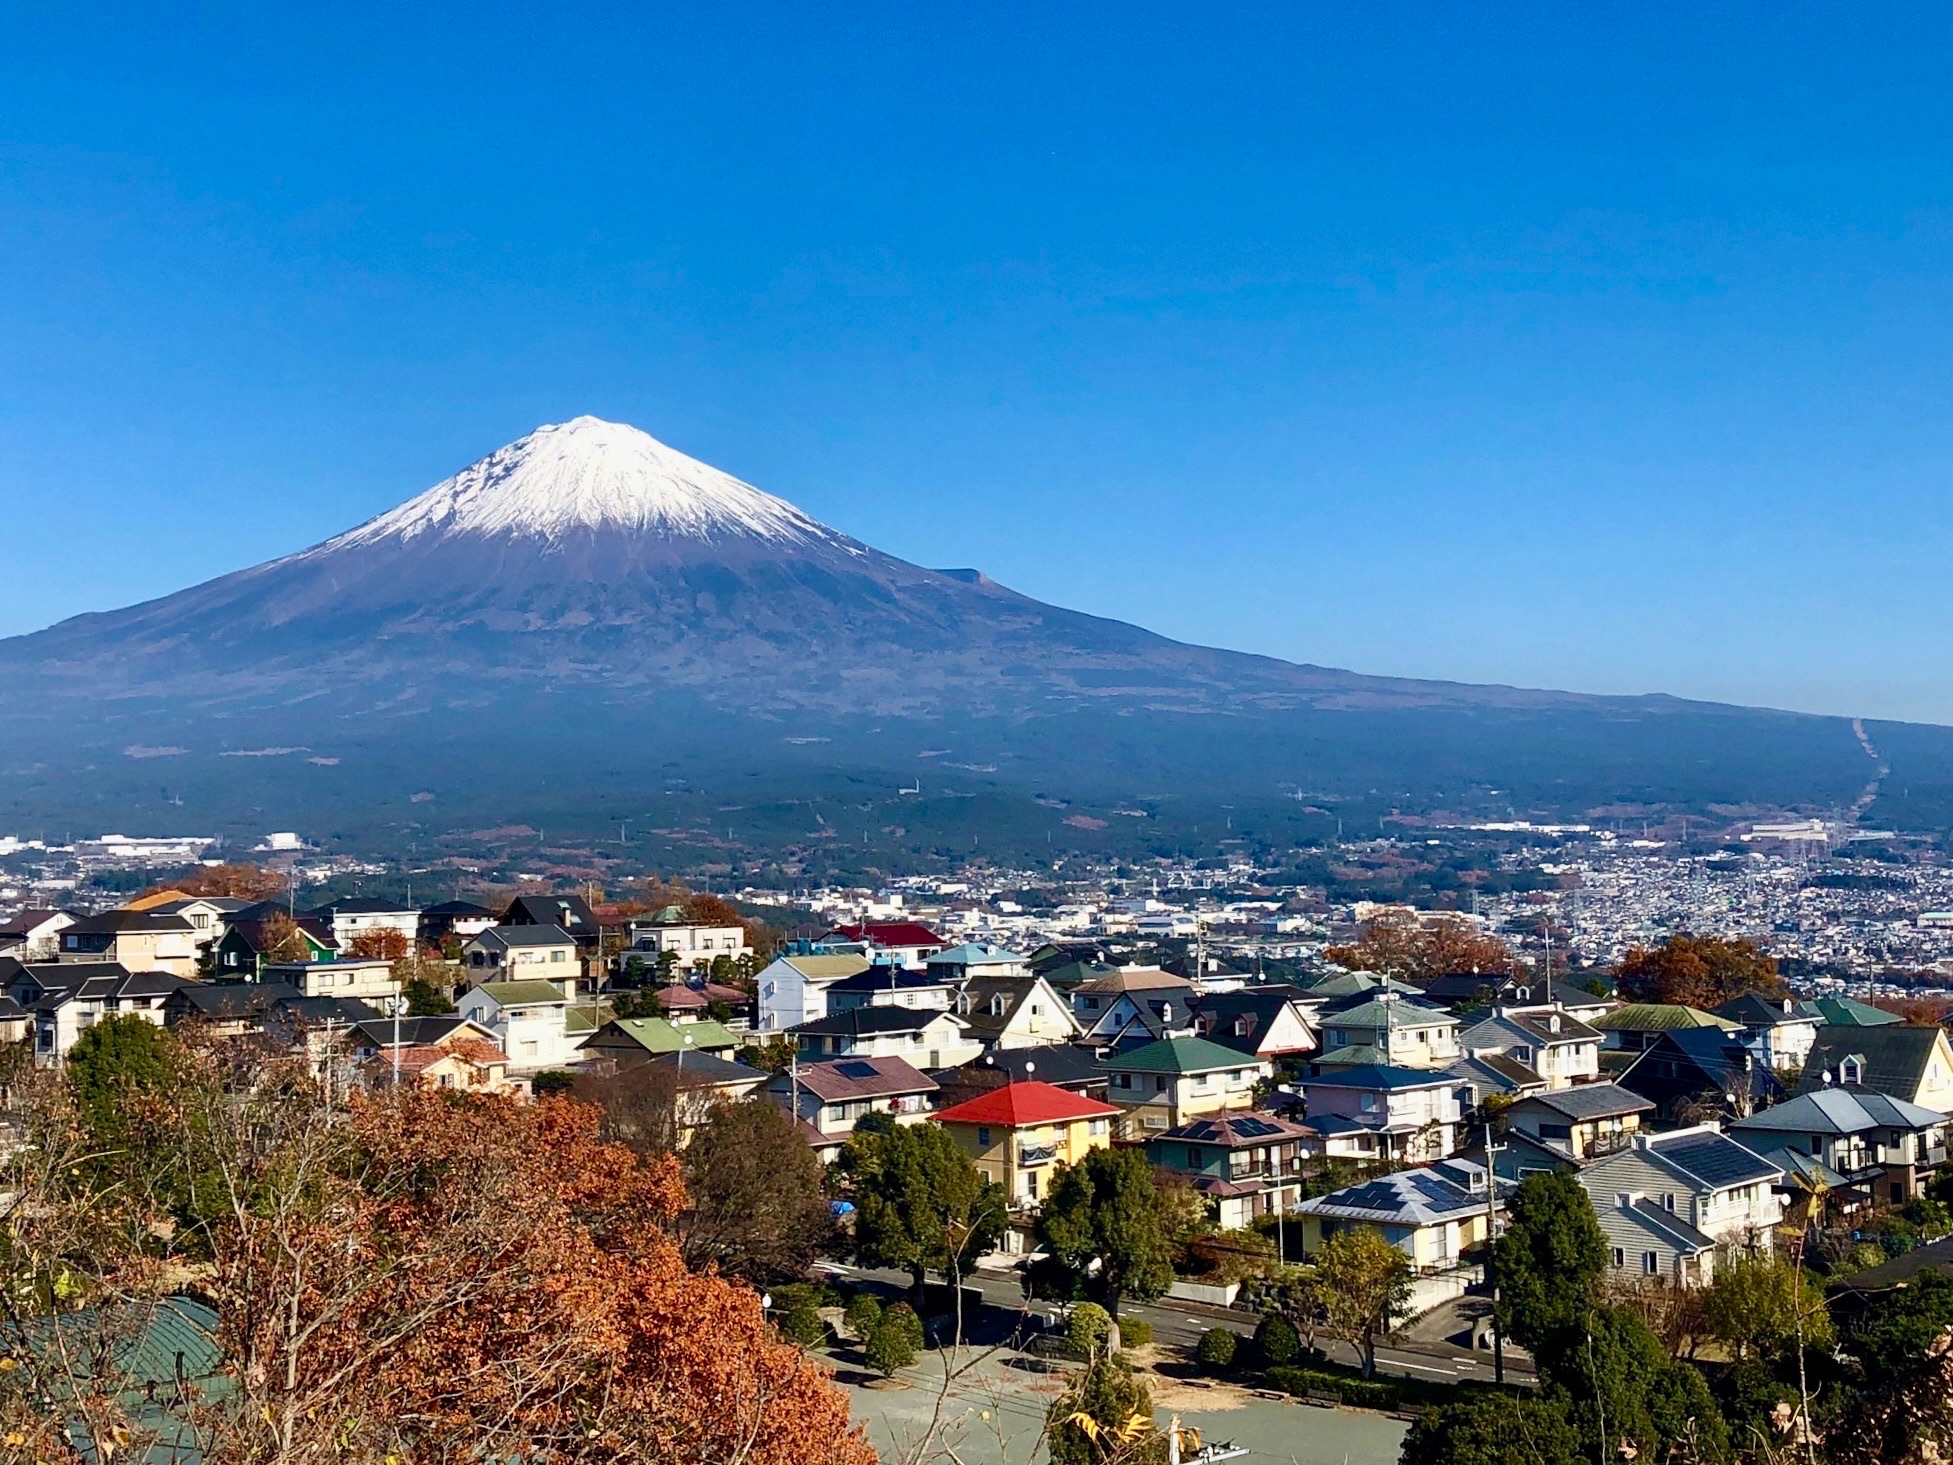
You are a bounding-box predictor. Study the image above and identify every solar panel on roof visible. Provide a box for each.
[1231,1117,1277,1137]
[836,1061,878,1079]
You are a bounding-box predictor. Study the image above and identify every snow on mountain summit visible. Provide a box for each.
[319,416,832,550]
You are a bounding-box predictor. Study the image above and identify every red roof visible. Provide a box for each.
[829,922,946,948]
[934,1080,1121,1129]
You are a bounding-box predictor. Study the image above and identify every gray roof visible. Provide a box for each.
[1645,1129,1781,1190]
[1296,1159,1499,1226]
[474,923,577,948]
[1732,1086,1947,1137]
[791,1006,965,1038]
[1513,1083,1655,1122]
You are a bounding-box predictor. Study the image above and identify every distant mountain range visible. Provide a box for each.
[1,416,1947,864]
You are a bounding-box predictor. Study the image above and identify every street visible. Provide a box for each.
[817,1262,1536,1389]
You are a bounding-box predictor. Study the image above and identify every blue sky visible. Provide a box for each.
[4,5,1953,720]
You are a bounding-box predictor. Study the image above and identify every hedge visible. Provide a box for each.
[1117,1317,1152,1348]
[1265,1365,1401,1411]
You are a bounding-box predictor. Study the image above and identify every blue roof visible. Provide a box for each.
[927,942,1027,964]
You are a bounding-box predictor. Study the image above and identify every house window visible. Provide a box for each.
[551,950,566,963]
[978,1126,991,1147]
[1662,1193,1676,1213]
[1186,1147,1202,1169]
[1811,1135,1825,1157]
[1642,1252,1659,1275]
[1154,1076,1167,1092]
[1612,1247,1625,1268]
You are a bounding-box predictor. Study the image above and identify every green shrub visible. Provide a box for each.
[1194,1327,1238,1371]
[1117,1316,1152,1348]
[865,1314,919,1377]
[778,1304,827,1348]
[1254,1311,1300,1367]
[883,1301,925,1351]
[771,1280,841,1313]
[843,1294,884,1342]
[1068,1301,1113,1360]
[1265,1364,1401,1411]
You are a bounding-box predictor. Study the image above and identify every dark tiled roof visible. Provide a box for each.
[305,897,416,917]
[65,910,194,936]
[1799,1025,1947,1098]
[791,1006,964,1038]
[1518,1083,1654,1122]
[475,923,577,948]
[1650,1130,1780,1190]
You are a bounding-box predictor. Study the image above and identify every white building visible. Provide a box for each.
[456,978,584,1071]
[755,953,872,1032]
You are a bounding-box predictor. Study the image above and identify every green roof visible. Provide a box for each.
[1811,996,1902,1027]
[600,1017,740,1054]
[474,979,569,1006]
[1594,1003,1739,1033]
[1107,1035,1257,1075]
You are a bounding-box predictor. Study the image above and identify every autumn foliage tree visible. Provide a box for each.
[139,862,287,901]
[0,1037,872,1465]
[1614,933,1783,1008]
[347,927,411,961]
[1322,909,1512,980]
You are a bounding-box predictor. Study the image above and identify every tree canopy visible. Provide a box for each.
[1492,1171,1608,1351]
[1312,1227,1411,1378]
[840,1119,1006,1301]
[1322,909,1512,980]
[1035,1146,1177,1319]
[1615,933,1783,1008]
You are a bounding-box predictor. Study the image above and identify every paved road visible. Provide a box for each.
[817,1262,1536,1389]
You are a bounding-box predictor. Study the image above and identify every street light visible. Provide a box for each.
[385,992,409,1088]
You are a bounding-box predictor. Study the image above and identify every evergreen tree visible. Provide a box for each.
[1493,1172,1608,1350]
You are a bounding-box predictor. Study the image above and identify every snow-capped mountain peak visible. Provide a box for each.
[318,416,831,549]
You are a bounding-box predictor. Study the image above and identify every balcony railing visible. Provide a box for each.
[1019,1142,1059,1166]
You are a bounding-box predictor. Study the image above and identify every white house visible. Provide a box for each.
[456,978,584,1071]
[767,1054,938,1162]
[788,1005,982,1069]
[624,915,751,973]
[754,953,872,1032]
[16,965,193,1065]
[1456,1004,1603,1090]
[1298,1063,1465,1165]
[261,958,401,1003]
[0,909,75,960]
[303,898,422,951]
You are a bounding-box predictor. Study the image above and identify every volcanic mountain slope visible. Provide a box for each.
[0,416,1933,845]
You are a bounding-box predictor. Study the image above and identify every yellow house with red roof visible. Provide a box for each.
[933,1080,1120,1245]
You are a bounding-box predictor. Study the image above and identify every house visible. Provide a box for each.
[212,911,338,978]
[579,1016,742,1063]
[1502,1083,1653,1165]
[1595,1003,1741,1053]
[19,965,194,1064]
[1188,985,1319,1063]
[821,921,949,968]
[932,1080,1120,1236]
[1100,1035,1271,1139]
[462,925,580,983]
[57,910,199,979]
[1798,1024,1953,1115]
[0,996,29,1044]
[954,974,1082,1050]
[754,953,873,1032]
[1577,1125,1785,1286]
[1716,993,1824,1075]
[368,1038,518,1096]
[1455,1004,1603,1089]
[261,958,399,1002]
[456,979,585,1071]
[1615,1027,1786,1124]
[1144,1111,1316,1230]
[1295,1064,1464,1166]
[646,978,751,1026]
[589,1048,769,1143]
[1293,1158,1501,1272]
[0,909,77,960]
[163,980,306,1038]
[1445,1050,1550,1110]
[262,995,387,1077]
[303,898,421,952]
[788,1005,981,1069]
[1312,993,1461,1072]
[769,1055,938,1162]
[502,893,603,952]
[929,1043,1109,1108]
[1732,1088,1951,1207]
[347,1014,503,1062]
[623,909,751,973]
[135,896,253,953]
[925,943,1031,984]
[1072,967,1198,1047]
[418,900,497,947]
[825,965,956,1014]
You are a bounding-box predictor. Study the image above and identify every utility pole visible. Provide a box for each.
[1483,1123,1506,1385]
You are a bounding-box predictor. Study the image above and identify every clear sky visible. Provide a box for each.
[4,5,1952,721]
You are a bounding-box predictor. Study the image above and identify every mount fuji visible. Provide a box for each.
[0,417,1932,855]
